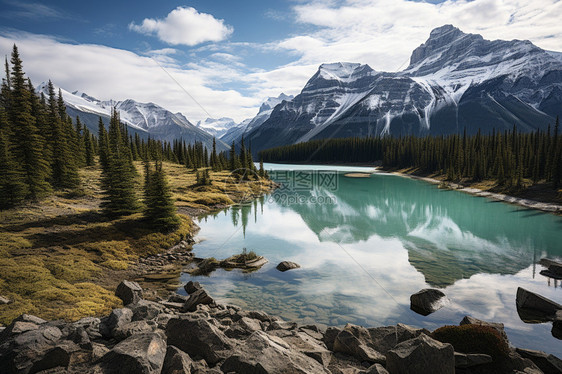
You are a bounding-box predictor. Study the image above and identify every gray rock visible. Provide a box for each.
[282,331,332,367]
[247,310,274,322]
[92,342,110,360]
[386,334,454,374]
[410,288,447,316]
[454,352,493,368]
[333,326,385,364]
[16,314,47,325]
[29,340,80,373]
[99,308,133,339]
[0,325,63,374]
[367,323,430,354]
[131,300,166,321]
[516,287,562,321]
[323,327,342,351]
[161,345,194,374]
[0,296,10,305]
[360,364,389,374]
[221,330,329,373]
[181,288,214,313]
[184,281,202,295]
[459,315,509,342]
[115,280,144,306]
[166,316,233,365]
[268,320,297,331]
[516,347,562,374]
[276,261,301,272]
[97,332,166,374]
[113,321,156,341]
[73,317,102,340]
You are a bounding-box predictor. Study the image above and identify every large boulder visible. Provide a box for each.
[161,346,194,374]
[410,288,447,316]
[166,316,233,365]
[367,323,430,354]
[221,330,329,374]
[276,261,301,272]
[115,280,144,306]
[29,340,80,373]
[386,334,455,374]
[0,324,63,374]
[130,300,166,321]
[332,324,385,364]
[99,308,133,339]
[516,348,562,374]
[96,332,166,374]
[181,288,214,312]
[516,287,562,322]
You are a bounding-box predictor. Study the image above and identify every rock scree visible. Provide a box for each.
[0,280,558,373]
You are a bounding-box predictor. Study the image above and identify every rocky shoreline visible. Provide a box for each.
[389,172,562,214]
[1,281,561,374]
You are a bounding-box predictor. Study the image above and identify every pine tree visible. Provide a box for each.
[100,108,140,217]
[7,45,51,199]
[84,127,95,166]
[98,117,109,170]
[48,82,79,188]
[143,161,180,230]
[0,109,27,207]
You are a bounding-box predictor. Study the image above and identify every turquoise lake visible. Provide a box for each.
[180,163,562,356]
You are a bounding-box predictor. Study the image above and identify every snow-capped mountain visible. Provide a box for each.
[219,93,294,144]
[245,25,562,153]
[196,117,237,138]
[36,83,228,151]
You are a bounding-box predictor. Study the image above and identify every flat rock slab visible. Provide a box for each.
[516,287,562,322]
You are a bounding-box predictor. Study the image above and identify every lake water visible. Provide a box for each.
[180,163,562,356]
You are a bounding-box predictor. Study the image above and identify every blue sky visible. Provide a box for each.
[1,0,561,122]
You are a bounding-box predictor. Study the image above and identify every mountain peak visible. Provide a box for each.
[409,25,476,67]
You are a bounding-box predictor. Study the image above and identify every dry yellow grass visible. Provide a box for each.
[0,160,273,325]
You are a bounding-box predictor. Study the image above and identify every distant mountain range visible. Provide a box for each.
[43,25,562,155]
[37,83,229,151]
[240,25,562,153]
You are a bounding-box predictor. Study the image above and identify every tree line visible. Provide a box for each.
[0,45,266,230]
[259,123,562,189]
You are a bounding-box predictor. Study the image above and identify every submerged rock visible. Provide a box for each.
[410,288,447,316]
[276,261,301,272]
[553,311,562,340]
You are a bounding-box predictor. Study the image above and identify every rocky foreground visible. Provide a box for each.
[0,281,561,374]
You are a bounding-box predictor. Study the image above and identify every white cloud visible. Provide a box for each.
[129,6,233,47]
[284,0,562,71]
[0,32,256,122]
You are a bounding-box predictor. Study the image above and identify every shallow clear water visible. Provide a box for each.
[180,163,562,356]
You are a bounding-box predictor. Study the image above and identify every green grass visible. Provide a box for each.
[0,160,272,325]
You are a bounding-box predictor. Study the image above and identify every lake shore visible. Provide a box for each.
[0,280,556,374]
[384,169,562,215]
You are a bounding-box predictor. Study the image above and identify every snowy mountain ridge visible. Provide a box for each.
[243,25,562,153]
[36,82,228,150]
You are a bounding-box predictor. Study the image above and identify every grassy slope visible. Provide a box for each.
[0,161,272,325]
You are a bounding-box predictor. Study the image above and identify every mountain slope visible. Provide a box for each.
[37,83,228,151]
[219,93,294,144]
[245,25,561,153]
